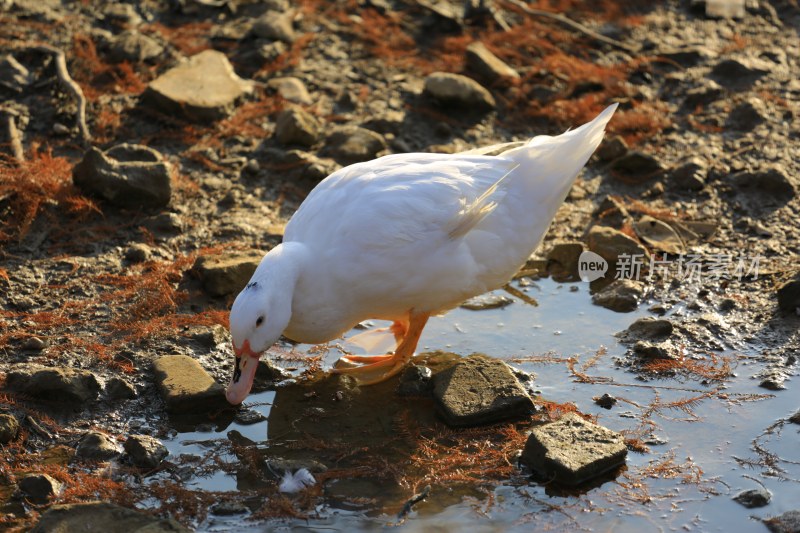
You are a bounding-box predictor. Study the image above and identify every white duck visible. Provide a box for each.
[226,104,617,404]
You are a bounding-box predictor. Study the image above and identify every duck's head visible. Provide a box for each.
[226,279,290,405]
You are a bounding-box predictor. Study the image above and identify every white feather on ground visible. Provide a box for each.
[278,468,316,493]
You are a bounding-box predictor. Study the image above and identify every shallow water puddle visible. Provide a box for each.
[159,279,798,531]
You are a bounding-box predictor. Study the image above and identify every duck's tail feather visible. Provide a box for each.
[502,103,617,215]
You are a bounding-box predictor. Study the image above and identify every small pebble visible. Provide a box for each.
[22,337,47,351]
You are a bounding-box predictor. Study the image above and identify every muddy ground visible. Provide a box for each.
[1,0,799,531]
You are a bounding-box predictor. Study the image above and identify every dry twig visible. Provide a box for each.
[502,0,639,54]
[0,110,25,163]
[33,44,92,145]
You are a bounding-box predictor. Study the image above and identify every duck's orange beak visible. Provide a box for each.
[226,340,261,405]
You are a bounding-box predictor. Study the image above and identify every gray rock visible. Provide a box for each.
[324,126,387,164]
[252,10,295,43]
[592,279,645,313]
[595,135,628,162]
[363,110,406,135]
[726,98,767,131]
[102,3,141,26]
[109,30,163,62]
[460,294,513,311]
[432,354,534,427]
[76,431,121,461]
[397,365,433,397]
[609,151,664,182]
[729,166,796,205]
[733,487,772,508]
[528,84,559,103]
[670,157,707,191]
[267,76,312,104]
[105,377,137,400]
[718,298,737,312]
[6,365,100,403]
[275,107,321,147]
[184,324,229,350]
[683,80,724,109]
[19,473,62,503]
[760,371,787,391]
[594,393,617,409]
[658,46,716,67]
[465,41,519,81]
[263,457,328,479]
[710,57,769,91]
[764,510,800,533]
[0,54,32,93]
[274,149,339,181]
[262,0,290,10]
[124,434,168,469]
[547,242,584,281]
[520,413,627,486]
[789,410,800,424]
[32,502,190,533]
[633,340,675,359]
[701,0,745,18]
[587,226,649,265]
[193,249,264,297]
[23,336,47,351]
[255,359,291,384]
[255,41,287,63]
[620,317,674,340]
[0,413,20,443]
[144,50,254,122]
[778,275,800,314]
[73,144,171,209]
[211,501,249,516]
[124,243,152,263]
[143,212,183,235]
[153,355,228,413]
[234,409,267,425]
[593,196,631,229]
[424,72,495,109]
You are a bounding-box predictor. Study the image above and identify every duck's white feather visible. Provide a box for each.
[232,104,617,349]
[272,104,617,344]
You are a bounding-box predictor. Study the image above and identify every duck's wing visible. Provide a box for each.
[284,153,515,249]
[284,153,519,317]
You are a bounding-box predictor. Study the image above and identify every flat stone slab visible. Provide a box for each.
[193,249,264,297]
[153,355,227,413]
[5,365,100,403]
[144,49,254,122]
[432,354,534,427]
[31,502,190,533]
[520,412,627,486]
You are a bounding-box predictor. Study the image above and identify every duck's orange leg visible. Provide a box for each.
[333,311,429,384]
[337,318,409,364]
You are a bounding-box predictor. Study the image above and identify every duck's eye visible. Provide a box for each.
[256,316,265,327]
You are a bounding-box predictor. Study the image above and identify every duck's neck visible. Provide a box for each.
[251,242,309,322]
